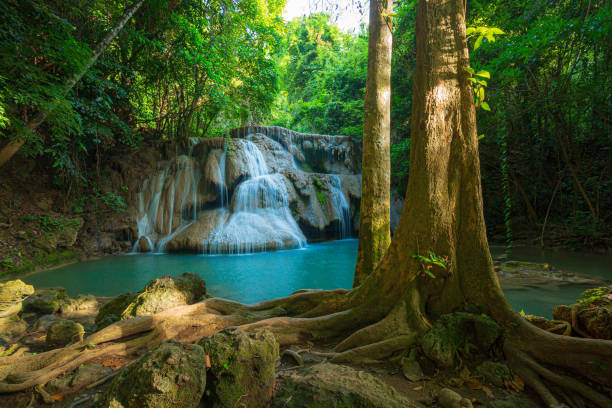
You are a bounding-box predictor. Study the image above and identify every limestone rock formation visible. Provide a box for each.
[199,328,279,408]
[103,341,207,408]
[270,362,416,408]
[0,280,34,338]
[553,286,612,339]
[95,273,206,328]
[46,319,85,349]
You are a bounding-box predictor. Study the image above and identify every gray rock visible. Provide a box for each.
[199,328,279,408]
[438,388,473,408]
[95,273,206,328]
[61,294,98,313]
[270,362,417,408]
[34,314,58,331]
[46,319,84,349]
[401,356,424,381]
[103,341,207,408]
[23,287,68,315]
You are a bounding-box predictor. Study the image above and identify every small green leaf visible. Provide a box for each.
[468,77,477,83]
[490,28,505,35]
[474,36,484,50]
[466,27,476,35]
[475,70,490,79]
[478,134,486,140]
[481,102,491,111]
[463,66,475,75]
[520,309,526,316]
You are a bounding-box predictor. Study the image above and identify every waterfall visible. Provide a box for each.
[217,146,228,208]
[329,175,351,239]
[203,140,306,254]
[133,155,200,252]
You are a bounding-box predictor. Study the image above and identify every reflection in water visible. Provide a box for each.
[24,242,611,317]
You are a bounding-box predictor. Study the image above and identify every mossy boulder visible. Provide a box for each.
[46,319,84,349]
[270,362,417,408]
[22,287,68,315]
[476,361,512,387]
[61,294,98,313]
[199,328,279,408]
[95,273,206,329]
[103,341,207,408]
[33,217,84,252]
[0,280,34,338]
[421,312,502,368]
[553,286,612,339]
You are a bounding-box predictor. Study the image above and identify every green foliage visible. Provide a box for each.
[312,176,326,206]
[410,252,448,279]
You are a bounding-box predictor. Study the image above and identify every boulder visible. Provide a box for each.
[95,273,206,328]
[199,328,279,408]
[137,236,152,252]
[0,280,34,338]
[46,319,84,349]
[61,294,98,313]
[164,210,228,252]
[496,261,603,290]
[437,388,473,408]
[270,362,416,408]
[553,286,612,339]
[33,314,58,331]
[46,363,113,394]
[23,287,68,315]
[103,341,207,408]
[421,313,502,368]
[33,217,84,252]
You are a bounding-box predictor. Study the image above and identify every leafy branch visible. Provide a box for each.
[410,252,448,279]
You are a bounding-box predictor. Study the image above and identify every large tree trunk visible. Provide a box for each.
[354,0,393,287]
[0,0,145,168]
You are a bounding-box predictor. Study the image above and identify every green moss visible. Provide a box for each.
[312,176,326,206]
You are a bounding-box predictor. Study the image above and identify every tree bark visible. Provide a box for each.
[354,0,393,287]
[0,0,145,168]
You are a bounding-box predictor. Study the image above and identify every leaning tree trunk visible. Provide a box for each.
[0,0,145,168]
[354,0,393,287]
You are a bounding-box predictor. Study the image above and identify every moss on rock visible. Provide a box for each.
[270,362,416,408]
[420,312,502,368]
[46,319,84,349]
[103,341,207,408]
[22,287,68,315]
[553,285,612,339]
[199,327,279,408]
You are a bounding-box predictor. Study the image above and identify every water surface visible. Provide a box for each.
[24,241,611,317]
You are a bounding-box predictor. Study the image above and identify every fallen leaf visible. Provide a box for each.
[205,355,211,368]
[413,385,423,391]
[465,377,483,390]
[39,334,46,340]
[504,375,525,394]
[460,367,471,380]
[102,359,126,368]
[50,394,63,402]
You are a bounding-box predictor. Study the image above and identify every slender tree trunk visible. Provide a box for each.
[0,0,145,168]
[354,0,393,287]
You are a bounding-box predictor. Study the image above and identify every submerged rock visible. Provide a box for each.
[421,312,502,368]
[199,328,279,408]
[22,287,67,315]
[61,293,98,313]
[270,362,416,408]
[495,260,604,290]
[103,341,207,408]
[46,319,84,349]
[0,280,34,338]
[553,286,612,339]
[95,273,206,329]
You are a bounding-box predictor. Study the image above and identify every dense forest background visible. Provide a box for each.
[1,0,610,252]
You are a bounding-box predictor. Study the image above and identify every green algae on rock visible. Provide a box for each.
[103,341,207,408]
[199,327,279,408]
[45,319,85,349]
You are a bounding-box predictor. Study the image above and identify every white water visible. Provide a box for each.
[203,139,306,254]
[330,175,351,239]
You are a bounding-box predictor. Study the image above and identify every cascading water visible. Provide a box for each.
[203,139,306,254]
[329,175,351,239]
[133,129,358,254]
[133,155,200,252]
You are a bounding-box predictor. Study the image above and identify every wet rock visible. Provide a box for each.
[437,388,473,408]
[475,361,512,387]
[33,217,84,252]
[164,210,228,252]
[496,260,604,290]
[523,314,571,336]
[61,294,98,313]
[199,327,278,408]
[137,236,152,252]
[23,287,68,315]
[95,273,206,328]
[421,313,502,368]
[270,362,416,408]
[553,286,612,339]
[103,341,207,408]
[0,280,34,338]
[46,319,84,349]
